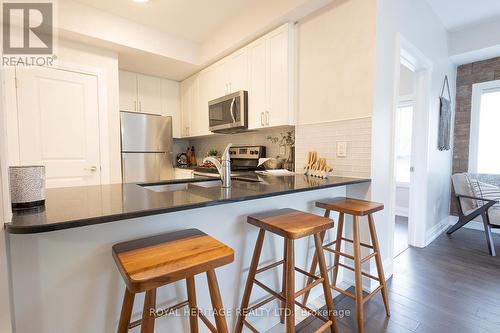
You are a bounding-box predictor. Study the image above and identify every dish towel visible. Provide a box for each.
[438,76,452,151]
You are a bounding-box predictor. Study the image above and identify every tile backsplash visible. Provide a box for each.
[295,117,372,178]
[187,126,294,164]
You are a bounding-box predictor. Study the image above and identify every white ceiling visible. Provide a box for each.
[73,0,254,43]
[426,0,500,31]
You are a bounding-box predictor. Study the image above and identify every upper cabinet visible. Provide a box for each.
[248,24,294,129]
[137,74,161,114]
[119,70,161,114]
[180,23,295,137]
[119,70,182,138]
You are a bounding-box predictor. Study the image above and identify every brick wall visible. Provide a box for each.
[451,56,500,214]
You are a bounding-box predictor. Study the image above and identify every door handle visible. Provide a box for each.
[265,111,270,126]
[260,112,264,126]
[139,101,142,112]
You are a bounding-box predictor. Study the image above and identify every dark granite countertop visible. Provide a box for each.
[5,174,370,234]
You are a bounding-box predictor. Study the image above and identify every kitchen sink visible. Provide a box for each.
[189,180,222,188]
[142,183,189,192]
[141,180,222,192]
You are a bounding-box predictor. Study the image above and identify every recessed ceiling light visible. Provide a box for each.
[133,0,150,3]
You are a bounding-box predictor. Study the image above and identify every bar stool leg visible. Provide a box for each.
[368,214,390,316]
[352,216,364,333]
[235,229,266,333]
[331,212,344,287]
[207,270,228,333]
[314,233,336,333]
[141,289,157,333]
[285,239,295,333]
[186,276,199,333]
[117,289,135,333]
[302,209,330,305]
[280,239,288,324]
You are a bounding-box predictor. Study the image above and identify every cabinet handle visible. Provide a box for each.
[139,101,142,112]
[266,111,270,126]
[134,101,137,111]
[260,112,264,126]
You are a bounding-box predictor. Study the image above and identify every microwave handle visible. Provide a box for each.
[230,97,236,123]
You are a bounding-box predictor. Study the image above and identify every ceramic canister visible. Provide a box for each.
[9,165,46,209]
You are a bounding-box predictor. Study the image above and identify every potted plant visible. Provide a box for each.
[266,131,295,171]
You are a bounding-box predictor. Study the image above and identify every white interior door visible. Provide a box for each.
[15,67,102,188]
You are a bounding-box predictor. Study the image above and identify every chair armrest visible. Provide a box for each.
[457,194,498,204]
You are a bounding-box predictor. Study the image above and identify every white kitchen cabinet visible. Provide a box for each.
[180,75,198,137]
[266,25,293,127]
[119,70,162,115]
[137,74,161,114]
[248,37,267,129]
[119,70,137,112]
[179,23,294,137]
[161,79,181,138]
[248,23,294,129]
[196,68,216,136]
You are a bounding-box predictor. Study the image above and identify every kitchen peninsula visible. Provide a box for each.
[6,175,369,332]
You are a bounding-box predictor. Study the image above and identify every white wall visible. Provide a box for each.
[373,0,456,276]
[296,0,376,125]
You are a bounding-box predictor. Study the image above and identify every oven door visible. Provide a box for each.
[209,91,247,132]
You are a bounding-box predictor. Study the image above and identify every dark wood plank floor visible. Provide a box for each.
[297,228,500,333]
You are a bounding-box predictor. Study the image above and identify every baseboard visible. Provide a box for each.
[448,216,500,234]
[425,216,451,246]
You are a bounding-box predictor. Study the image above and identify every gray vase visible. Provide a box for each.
[9,165,46,209]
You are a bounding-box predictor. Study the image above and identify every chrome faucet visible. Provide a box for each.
[203,143,232,188]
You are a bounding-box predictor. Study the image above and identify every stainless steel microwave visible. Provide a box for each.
[209,90,248,133]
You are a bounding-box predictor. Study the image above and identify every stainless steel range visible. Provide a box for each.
[194,145,266,181]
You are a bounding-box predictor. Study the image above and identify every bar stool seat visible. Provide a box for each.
[237,209,337,333]
[248,208,334,239]
[315,197,384,216]
[113,229,234,333]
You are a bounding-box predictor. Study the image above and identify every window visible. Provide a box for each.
[470,80,500,174]
[395,101,414,184]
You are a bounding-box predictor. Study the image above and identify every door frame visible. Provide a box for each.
[5,62,110,185]
[389,34,433,253]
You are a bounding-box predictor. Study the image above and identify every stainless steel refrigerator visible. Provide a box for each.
[120,112,174,183]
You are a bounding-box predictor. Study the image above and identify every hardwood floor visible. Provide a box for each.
[297,228,500,333]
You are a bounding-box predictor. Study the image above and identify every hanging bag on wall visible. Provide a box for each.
[438,75,452,151]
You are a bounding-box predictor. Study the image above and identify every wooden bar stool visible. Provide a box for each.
[304,197,390,333]
[112,229,234,333]
[236,208,337,333]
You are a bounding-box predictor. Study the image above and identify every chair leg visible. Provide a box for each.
[331,212,345,287]
[314,233,336,333]
[447,215,473,235]
[303,210,331,306]
[207,270,228,333]
[285,239,295,333]
[352,216,364,333]
[140,289,156,333]
[368,214,390,316]
[481,213,496,256]
[235,229,266,333]
[280,239,288,324]
[186,276,199,333]
[302,230,326,305]
[117,289,135,333]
